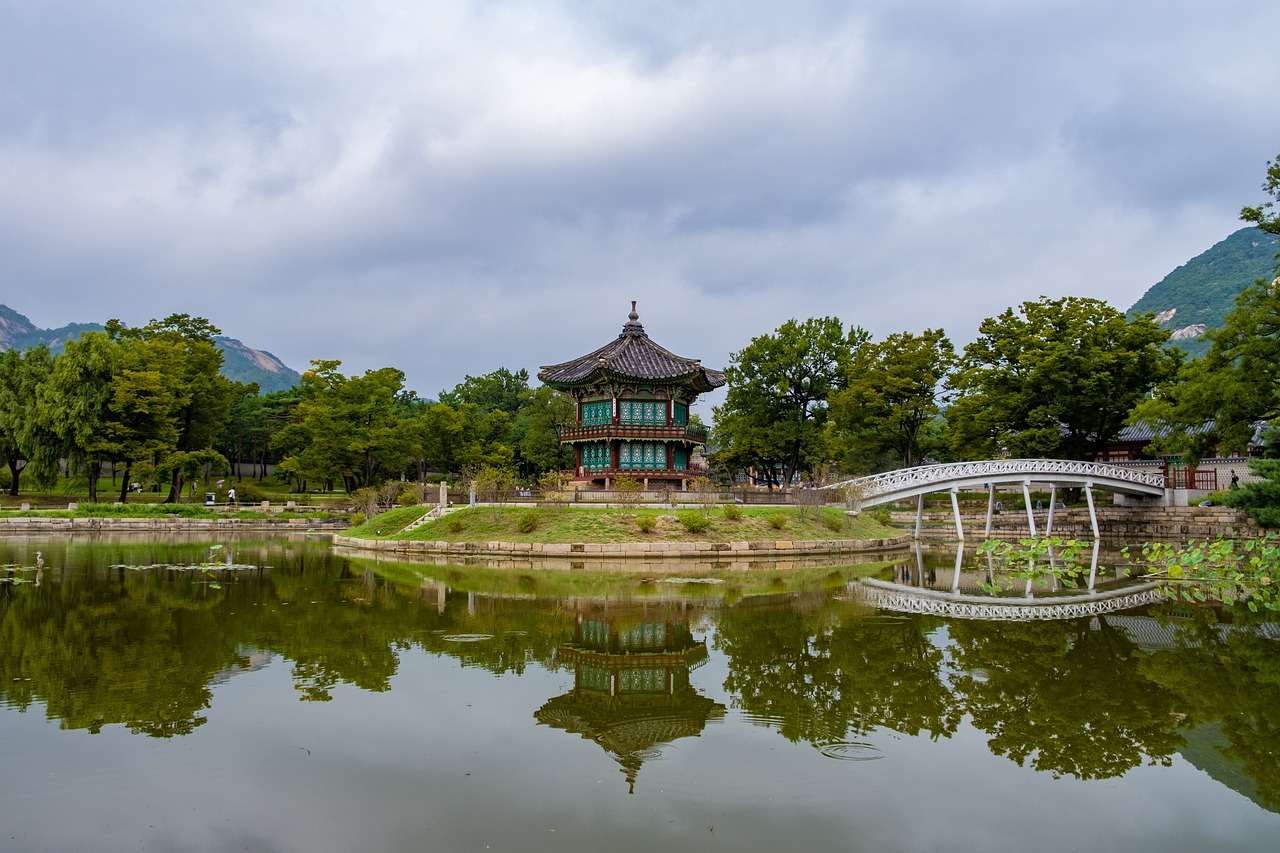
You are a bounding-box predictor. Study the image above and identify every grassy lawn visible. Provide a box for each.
[344,505,429,538]
[368,505,902,544]
[0,502,347,521]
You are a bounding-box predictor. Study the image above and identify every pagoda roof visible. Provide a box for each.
[538,302,726,392]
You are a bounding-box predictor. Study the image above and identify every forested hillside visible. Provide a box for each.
[1129,227,1280,355]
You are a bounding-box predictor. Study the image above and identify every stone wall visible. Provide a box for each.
[889,505,1259,539]
[0,517,348,532]
[332,532,912,559]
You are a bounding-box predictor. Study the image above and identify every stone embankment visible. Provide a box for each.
[891,505,1259,539]
[0,517,348,533]
[332,532,912,559]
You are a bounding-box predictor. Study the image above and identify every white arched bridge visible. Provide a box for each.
[822,459,1166,540]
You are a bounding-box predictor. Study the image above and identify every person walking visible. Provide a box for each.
[227,486,238,506]
[1230,470,1240,490]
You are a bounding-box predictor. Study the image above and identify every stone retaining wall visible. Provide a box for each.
[332,532,912,559]
[889,505,1259,539]
[0,517,348,532]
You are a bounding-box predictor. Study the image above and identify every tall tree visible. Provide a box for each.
[713,318,862,488]
[828,329,956,471]
[34,332,118,501]
[0,346,53,495]
[947,297,1179,460]
[108,315,234,502]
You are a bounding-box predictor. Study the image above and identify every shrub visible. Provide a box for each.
[231,481,267,503]
[445,515,465,533]
[397,490,419,507]
[678,511,711,533]
[821,509,845,532]
[635,515,657,533]
[767,512,789,530]
[722,503,742,521]
[612,476,643,505]
[516,512,539,533]
[349,512,367,528]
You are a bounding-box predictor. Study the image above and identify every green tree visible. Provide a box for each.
[1241,152,1280,236]
[713,318,863,488]
[0,346,53,495]
[34,332,118,501]
[439,367,529,415]
[512,385,574,477]
[828,329,955,471]
[948,297,1179,459]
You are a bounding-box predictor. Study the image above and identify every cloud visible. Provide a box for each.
[1,0,1277,406]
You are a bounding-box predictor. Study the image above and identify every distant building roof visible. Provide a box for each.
[538,302,726,392]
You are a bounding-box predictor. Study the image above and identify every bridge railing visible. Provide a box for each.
[827,458,1166,497]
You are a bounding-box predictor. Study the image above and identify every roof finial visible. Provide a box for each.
[629,300,639,322]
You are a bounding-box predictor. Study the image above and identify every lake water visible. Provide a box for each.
[1,535,1277,852]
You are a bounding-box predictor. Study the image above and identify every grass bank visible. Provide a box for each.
[349,505,901,544]
[361,555,896,603]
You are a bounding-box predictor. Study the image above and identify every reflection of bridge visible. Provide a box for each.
[824,459,1166,539]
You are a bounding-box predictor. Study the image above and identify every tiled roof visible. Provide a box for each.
[1115,419,1266,447]
[538,303,726,392]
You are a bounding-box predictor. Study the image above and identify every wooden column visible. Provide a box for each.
[611,441,620,470]
[666,443,674,470]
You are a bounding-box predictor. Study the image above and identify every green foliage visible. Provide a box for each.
[634,515,656,533]
[1128,227,1279,356]
[445,515,465,533]
[396,489,418,507]
[1127,535,1280,612]
[1137,278,1280,462]
[721,503,742,521]
[350,512,367,528]
[677,510,711,533]
[713,317,863,488]
[1224,431,1280,526]
[828,328,955,471]
[0,345,53,495]
[1241,151,1280,236]
[516,512,539,533]
[948,297,1180,459]
[767,512,788,530]
[820,508,845,532]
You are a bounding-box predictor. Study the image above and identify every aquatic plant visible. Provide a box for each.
[1125,535,1280,612]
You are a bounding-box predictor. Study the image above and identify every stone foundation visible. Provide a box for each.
[0,517,348,533]
[888,505,1259,539]
[332,532,912,559]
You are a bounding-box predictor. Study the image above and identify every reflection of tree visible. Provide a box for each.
[0,541,573,735]
[948,618,1184,779]
[714,598,959,744]
[1138,615,1280,812]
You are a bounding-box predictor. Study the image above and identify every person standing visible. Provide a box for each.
[1230,470,1240,490]
[228,486,237,506]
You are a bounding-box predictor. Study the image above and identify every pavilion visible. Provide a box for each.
[537,302,725,490]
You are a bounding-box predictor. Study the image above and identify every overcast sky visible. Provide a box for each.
[3,1,1278,406]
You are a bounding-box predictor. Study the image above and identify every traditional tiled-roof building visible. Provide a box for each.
[538,302,724,489]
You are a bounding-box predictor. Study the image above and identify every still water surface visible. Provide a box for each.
[1,535,1277,852]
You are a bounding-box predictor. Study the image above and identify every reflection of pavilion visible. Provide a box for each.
[534,615,725,793]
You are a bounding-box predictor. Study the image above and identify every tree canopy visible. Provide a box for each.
[947,296,1179,460]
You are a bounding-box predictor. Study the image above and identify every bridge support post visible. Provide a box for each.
[1085,481,1099,539]
[950,488,964,540]
[1022,481,1037,536]
[952,543,965,593]
[914,494,924,539]
[1045,484,1056,535]
[984,484,994,536]
[1087,539,1100,590]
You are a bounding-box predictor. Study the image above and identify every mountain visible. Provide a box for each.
[1129,226,1280,355]
[0,305,301,393]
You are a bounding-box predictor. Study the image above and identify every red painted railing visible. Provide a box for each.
[557,424,708,443]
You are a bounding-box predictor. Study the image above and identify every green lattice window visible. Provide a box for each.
[619,668,667,693]
[674,447,688,470]
[580,400,612,426]
[673,402,688,425]
[579,666,611,692]
[582,442,610,470]
[620,622,666,650]
[620,399,666,425]
[618,441,668,470]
